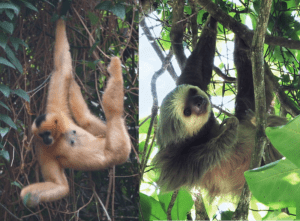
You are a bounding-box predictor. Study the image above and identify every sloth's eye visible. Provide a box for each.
[184,108,192,116]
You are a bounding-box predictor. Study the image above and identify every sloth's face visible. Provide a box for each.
[183,87,209,117]
[158,85,212,146]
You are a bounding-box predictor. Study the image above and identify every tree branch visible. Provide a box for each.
[140,17,178,81]
[196,0,300,50]
[167,190,179,220]
[264,62,300,117]
[213,66,236,82]
[232,0,273,220]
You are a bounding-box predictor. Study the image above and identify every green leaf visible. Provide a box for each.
[0,84,11,97]
[184,5,191,15]
[0,101,10,111]
[140,193,168,220]
[10,37,28,51]
[0,21,14,34]
[0,149,10,162]
[0,33,7,50]
[0,114,17,129]
[0,57,15,69]
[111,3,125,20]
[22,1,38,12]
[13,89,30,102]
[158,189,194,220]
[0,127,9,138]
[95,1,112,10]
[246,116,300,209]
[5,46,23,73]
[5,9,14,20]
[245,158,299,209]
[0,3,20,15]
[95,1,125,20]
[221,211,234,220]
[11,181,22,189]
[266,115,300,168]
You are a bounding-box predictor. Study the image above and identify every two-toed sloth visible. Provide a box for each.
[20,19,131,207]
[153,16,287,198]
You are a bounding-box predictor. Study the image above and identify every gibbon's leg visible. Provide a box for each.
[103,57,131,165]
[58,57,131,170]
[46,19,73,116]
[69,78,106,136]
[20,149,69,207]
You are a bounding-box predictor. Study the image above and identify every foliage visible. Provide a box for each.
[0,0,138,220]
[140,0,300,220]
[245,115,300,219]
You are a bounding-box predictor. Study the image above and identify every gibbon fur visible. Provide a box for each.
[20,19,131,207]
[154,16,287,197]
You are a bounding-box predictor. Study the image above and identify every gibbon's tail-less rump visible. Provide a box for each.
[154,15,288,198]
[20,19,131,207]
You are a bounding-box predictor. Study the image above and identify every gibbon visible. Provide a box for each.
[153,16,287,198]
[20,19,131,207]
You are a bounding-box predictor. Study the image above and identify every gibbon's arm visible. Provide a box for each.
[156,116,239,191]
[59,57,131,170]
[46,19,72,116]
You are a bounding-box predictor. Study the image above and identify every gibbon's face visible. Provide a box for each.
[31,114,58,146]
[157,84,211,147]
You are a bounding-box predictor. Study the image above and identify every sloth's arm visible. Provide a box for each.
[155,117,239,191]
[207,117,239,152]
[193,117,239,173]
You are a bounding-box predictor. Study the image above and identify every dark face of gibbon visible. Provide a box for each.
[32,114,54,146]
[157,84,211,148]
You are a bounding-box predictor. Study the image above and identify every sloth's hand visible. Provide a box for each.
[220,116,239,129]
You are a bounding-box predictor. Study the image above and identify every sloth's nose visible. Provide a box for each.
[192,95,205,107]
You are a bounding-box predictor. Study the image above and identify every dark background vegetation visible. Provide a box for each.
[0,0,138,220]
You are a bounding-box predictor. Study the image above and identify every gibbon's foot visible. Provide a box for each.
[103,57,124,120]
[107,57,122,79]
[22,193,39,208]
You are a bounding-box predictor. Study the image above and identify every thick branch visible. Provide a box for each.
[195,192,209,220]
[140,18,178,81]
[196,0,300,50]
[171,0,187,70]
[213,66,236,82]
[232,0,273,220]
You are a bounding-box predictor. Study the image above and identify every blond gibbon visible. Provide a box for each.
[20,19,131,207]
